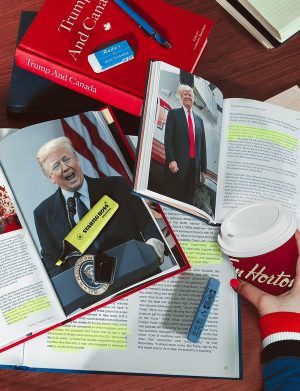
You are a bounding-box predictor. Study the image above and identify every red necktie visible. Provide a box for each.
[188,110,195,159]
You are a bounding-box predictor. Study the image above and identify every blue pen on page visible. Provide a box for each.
[187,277,220,343]
[113,0,172,49]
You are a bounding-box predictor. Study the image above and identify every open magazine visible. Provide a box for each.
[134,61,300,224]
[0,108,189,352]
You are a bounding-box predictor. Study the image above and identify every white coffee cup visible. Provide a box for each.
[218,202,298,295]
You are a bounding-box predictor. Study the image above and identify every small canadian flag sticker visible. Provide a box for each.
[104,22,111,31]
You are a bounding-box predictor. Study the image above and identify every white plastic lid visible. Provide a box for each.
[218,202,296,257]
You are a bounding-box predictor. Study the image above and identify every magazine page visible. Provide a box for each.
[0,168,65,350]
[0,111,183,321]
[23,207,240,379]
[215,98,300,222]
[134,61,224,223]
[0,129,17,141]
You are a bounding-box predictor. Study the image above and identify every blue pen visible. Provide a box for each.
[113,0,172,49]
[187,277,220,343]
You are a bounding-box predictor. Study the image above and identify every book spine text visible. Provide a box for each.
[15,48,143,116]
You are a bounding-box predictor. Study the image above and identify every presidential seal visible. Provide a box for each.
[74,254,110,295]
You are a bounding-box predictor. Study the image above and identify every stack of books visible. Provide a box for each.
[216,0,300,48]
[14,0,213,116]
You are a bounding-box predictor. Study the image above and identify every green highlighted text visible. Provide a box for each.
[47,323,128,352]
[180,241,222,265]
[228,124,298,151]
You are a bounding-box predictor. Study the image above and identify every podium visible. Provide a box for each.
[52,239,160,315]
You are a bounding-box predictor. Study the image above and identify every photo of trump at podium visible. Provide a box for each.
[33,136,170,313]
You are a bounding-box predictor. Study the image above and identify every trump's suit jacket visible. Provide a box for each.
[34,176,162,278]
[164,107,207,185]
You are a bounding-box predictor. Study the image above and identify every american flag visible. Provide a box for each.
[60,111,132,183]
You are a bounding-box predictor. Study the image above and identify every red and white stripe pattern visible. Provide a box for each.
[60,111,132,182]
[260,312,300,349]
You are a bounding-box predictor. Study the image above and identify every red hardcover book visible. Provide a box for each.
[15,0,213,116]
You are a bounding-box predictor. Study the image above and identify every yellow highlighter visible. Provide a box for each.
[56,195,119,266]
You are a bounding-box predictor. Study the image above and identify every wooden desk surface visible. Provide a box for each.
[0,0,299,389]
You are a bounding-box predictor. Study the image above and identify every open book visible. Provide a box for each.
[134,61,300,224]
[0,202,241,378]
[0,108,189,352]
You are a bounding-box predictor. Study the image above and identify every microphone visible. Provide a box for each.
[67,197,76,228]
